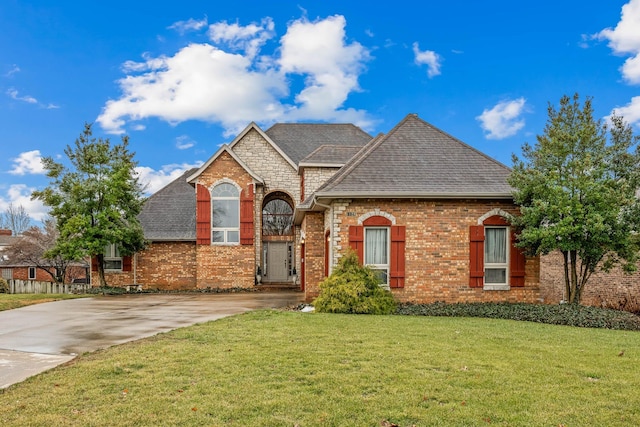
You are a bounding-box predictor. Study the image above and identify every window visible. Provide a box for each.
[28,267,36,280]
[364,227,390,286]
[211,183,240,244]
[484,227,508,285]
[104,244,123,271]
[469,214,526,289]
[262,199,293,236]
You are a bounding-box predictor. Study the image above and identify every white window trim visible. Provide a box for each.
[28,266,36,280]
[211,185,240,246]
[364,226,390,289]
[483,226,510,291]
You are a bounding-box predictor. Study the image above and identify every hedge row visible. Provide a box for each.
[396,302,640,331]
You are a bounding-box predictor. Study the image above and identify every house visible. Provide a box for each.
[94,113,541,303]
[0,229,88,284]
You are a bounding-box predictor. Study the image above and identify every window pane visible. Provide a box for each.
[104,260,122,270]
[213,231,224,242]
[485,268,506,284]
[365,228,388,265]
[211,183,239,197]
[262,199,293,236]
[213,200,239,227]
[227,231,239,243]
[485,228,507,263]
[370,267,388,285]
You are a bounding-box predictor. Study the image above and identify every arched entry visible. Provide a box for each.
[261,192,295,283]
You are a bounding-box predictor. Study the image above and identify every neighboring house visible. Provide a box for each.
[95,113,542,303]
[0,229,88,284]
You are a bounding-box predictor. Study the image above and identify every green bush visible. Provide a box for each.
[396,302,640,331]
[0,277,8,293]
[313,250,396,314]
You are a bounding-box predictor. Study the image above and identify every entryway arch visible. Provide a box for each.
[261,191,295,283]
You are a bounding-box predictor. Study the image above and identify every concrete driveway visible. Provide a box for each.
[0,292,303,389]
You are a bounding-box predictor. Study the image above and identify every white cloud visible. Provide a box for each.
[5,64,20,77]
[476,98,527,140]
[597,0,640,84]
[610,96,640,125]
[168,17,208,35]
[175,135,196,150]
[7,88,37,104]
[9,150,45,175]
[208,18,274,59]
[97,14,373,136]
[0,184,49,222]
[136,163,202,195]
[412,42,442,78]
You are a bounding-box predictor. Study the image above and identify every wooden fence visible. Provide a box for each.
[8,279,92,294]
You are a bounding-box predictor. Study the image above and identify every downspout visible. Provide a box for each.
[133,252,137,286]
[313,197,333,275]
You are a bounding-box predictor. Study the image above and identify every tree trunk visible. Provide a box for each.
[562,251,571,303]
[569,250,580,305]
[97,253,108,287]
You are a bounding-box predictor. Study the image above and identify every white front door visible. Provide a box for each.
[264,242,290,282]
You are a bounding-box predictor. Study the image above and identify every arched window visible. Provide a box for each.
[212,183,240,243]
[262,199,293,236]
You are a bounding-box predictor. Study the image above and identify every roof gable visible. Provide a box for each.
[265,123,372,165]
[315,114,513,198]
[186,143,264,185]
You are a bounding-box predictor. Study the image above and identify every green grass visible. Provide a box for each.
[0,293,88,311]
[1,310,639,426]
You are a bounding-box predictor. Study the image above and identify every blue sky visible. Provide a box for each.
[1,0,638,223]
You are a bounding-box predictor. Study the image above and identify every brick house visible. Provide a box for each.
[0,229,88,284]
[94,113,542,303]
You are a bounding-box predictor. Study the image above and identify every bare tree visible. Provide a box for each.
[3,218,85,283]
[0,203,32,235]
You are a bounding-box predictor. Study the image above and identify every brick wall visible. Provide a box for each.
[540,251,640,309]
[8,265,86,283]
[314,198,541,304]
[194,150,257,289]
[302,212,326,300]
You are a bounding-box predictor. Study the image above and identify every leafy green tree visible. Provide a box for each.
[509,94,640,304]
[33,124,146,287]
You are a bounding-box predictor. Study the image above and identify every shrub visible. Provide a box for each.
[313,250,396,314]
[396,302,640,331]
[0,277,8,293]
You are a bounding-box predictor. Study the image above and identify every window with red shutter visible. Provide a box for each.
[470,215,527,289]
[240,184,254,245]
[348,225,364,263]
[390,225,406,288]
[196,184,211,245]
[469,225,485,288]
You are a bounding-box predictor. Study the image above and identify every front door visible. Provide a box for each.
[264,242,289,282]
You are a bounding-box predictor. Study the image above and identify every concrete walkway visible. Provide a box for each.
[0,292,303,389]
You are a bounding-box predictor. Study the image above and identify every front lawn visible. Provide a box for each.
[1,310,638,426]
[0,293,88,312]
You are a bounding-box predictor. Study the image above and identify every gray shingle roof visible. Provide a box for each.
[138,169,197,241]
[315,114,513,198]
[265,123,372,165]
[299,145,366,166]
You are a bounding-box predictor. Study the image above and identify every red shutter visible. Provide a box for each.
[240,184,254,245]
[122,256,132,272]
[510,231,526,287]
[196,184,211,245]
[348,225,364,263]
[91,256,99,271]
[390,225,406,288]
[469,225,484,288]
